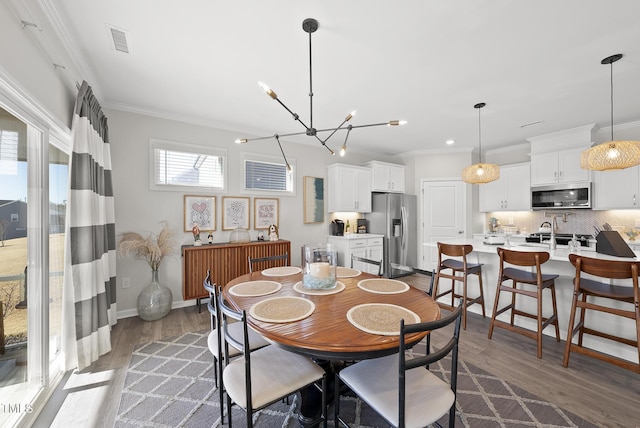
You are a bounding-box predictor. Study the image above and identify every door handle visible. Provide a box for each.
[458,230,464,235]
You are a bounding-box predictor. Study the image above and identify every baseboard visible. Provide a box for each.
[116,298,205,320]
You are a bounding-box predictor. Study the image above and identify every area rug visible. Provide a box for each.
[114,332,597,428]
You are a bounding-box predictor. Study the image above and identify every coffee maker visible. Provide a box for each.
[331,219,345,236]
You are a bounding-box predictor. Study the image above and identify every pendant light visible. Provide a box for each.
[462,102,500,184]
[235,18,406,165]
[580,54,640,171]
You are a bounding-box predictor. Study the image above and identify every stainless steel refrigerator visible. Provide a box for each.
[367,192,417,278]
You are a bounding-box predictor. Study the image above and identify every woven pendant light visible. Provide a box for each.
[581,54,640,171]
[462,103,500,184]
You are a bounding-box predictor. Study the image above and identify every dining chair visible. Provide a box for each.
[203,271,269,421]
[248,252,289,273]
[564,254,640,373]
[433,242,485,329]
[488,247,560,359]
[351,253,383,276]
[334,302,463,428]
[218,292,328,428]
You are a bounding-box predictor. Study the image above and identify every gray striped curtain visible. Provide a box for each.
[62,81,116,370]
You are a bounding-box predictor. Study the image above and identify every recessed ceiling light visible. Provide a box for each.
[446,140,455,145]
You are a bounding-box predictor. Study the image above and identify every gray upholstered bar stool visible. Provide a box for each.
[433,242,485,329]
[488,247,560,359]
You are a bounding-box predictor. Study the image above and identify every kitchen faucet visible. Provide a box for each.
[544,212,558,250]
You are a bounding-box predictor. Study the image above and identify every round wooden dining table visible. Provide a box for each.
[222,267,440,427]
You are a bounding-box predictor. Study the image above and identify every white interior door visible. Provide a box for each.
[420,180,466,272]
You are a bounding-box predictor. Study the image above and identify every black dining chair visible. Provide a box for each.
[218,291,328,428]
[334,302,463,428]
[203,271,269,421]
[351,253,383,276]
[248,253,289,273]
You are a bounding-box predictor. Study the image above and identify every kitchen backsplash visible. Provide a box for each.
[484,210,640,237]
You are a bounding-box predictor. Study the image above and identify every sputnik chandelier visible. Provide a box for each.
[235,18,407,169]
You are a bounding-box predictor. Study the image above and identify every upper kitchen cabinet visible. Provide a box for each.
[365,161,405,193]
[527,124,597,187]
[530,148,590,186]
[327,163,372,213]
[479,162,531,212]
[593,166,640,209]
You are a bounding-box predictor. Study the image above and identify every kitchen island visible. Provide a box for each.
[426,238,638,365]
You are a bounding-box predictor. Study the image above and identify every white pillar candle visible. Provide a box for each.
[310,262,331,278]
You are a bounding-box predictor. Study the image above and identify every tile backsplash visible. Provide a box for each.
[484,210,640,237]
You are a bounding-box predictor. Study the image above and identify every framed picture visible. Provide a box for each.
[222,196,250,230]
[303,176,324,223]
[184,195,216,232]
[254,198,279,229]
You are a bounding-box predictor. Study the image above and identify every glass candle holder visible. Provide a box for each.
[301,243,337,289]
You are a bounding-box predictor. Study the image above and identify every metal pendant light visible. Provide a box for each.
[235,18,406,164]
[581,54,640,171]
[462,102,500,184]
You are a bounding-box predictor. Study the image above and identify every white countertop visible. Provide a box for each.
[328,233,384,240]
[426,238,639,262]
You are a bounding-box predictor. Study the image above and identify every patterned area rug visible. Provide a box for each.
[115,332,597,427]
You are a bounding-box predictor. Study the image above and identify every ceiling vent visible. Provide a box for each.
[109,26,130,54]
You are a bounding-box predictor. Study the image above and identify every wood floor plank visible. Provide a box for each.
[43,273,639,428]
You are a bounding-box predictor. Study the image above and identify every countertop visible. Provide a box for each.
[327,233,384,240]
[426,238,639,262]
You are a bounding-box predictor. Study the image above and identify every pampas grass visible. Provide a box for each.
[117,221,178,271]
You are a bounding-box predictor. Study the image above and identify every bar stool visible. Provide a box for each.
[488,247,560,359]
[433,242,485,329]
[564,254,640,373]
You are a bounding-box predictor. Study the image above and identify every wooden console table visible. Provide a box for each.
[181,240,291,307]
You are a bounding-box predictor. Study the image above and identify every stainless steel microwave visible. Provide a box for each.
[531,183,591,210]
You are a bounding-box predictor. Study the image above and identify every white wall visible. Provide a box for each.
[107,109,402,315]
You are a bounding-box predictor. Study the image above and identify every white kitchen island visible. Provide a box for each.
[426,238,639,365]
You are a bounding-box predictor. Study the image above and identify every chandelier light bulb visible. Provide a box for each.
[258,81,277,99]
[477,166,485,176]
[607,144,620,159]
[235,139,247,144]
[340,144,346,156]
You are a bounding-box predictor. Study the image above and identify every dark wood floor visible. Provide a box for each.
[53,274,640,427]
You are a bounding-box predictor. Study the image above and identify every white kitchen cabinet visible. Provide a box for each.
[593,166,640,209]
[366,161,405,193]
[327,164,372,213]
[531,148,590,186]
[328,235,384,275]
[479,163,531,212]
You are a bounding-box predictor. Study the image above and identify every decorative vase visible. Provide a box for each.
[137,270,172,321]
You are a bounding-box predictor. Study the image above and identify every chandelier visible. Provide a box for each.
[235,18,406,168]
[462,102,500,184]
[581,54,640,171]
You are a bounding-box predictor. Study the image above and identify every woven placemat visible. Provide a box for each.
[357,278,409,294]
[228,280,282,297]
[336,267,361,278]
[261,266,301,276]
[347,303,420,335]
[249,296,315,323]
[293,281,345,295]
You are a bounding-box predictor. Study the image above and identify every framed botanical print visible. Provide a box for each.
[184,195,216,231]
[222,196,250,230]
[254,198,279,229]
[303,176,324,223]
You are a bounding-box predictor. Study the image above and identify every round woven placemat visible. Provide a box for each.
[293,281,345,295]
[249,296,315,323]
[336,267,361,278]
[356,278,409,294]
[261,266,301,276]
[228,280,282,297]
[347,303,420,335]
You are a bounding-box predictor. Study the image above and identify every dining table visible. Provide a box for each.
[222,266,441,427]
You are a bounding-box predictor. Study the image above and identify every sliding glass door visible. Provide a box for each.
[0,106,68,427]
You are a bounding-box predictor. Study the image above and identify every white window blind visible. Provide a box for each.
[150,140,226,191]
[243,154,294,194]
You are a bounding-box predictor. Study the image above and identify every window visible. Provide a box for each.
[150,139,226,191]
[242,153,295,195]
